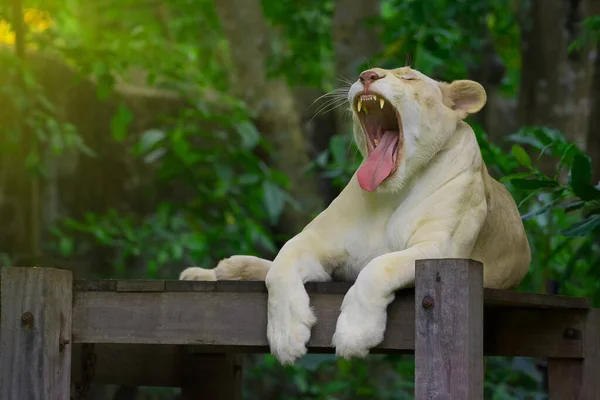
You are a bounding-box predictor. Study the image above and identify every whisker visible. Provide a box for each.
[308,100,349,123]
[311,99,348,118]
[307,87,350,110]
[311,96,348,113]
[404,53,413,68]
[336,75,354,85]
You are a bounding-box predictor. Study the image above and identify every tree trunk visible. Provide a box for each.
[213,0,324,236]
[518,0,595,151]
[586,2,600,183]
[333,0,382,138]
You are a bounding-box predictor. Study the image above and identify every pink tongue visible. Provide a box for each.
[357,130,398,192]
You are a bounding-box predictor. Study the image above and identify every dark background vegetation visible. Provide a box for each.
[1,0,600,398]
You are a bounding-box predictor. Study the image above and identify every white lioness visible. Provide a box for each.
[180,67,531,365]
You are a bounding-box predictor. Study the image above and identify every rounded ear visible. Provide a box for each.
[439,80,487,119]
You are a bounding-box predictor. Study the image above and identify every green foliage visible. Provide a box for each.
[378,0,520,95]
[5,0,600,397]
[311,134,361,190]
[50,98,290,278]
[491,126,600,303]
[263,0,335,87]
[0,51,93,176]
[569,15,600,52]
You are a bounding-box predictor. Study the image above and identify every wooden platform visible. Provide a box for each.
[1,260,598,399]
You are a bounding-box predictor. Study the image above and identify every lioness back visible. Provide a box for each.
[474,171,531,289]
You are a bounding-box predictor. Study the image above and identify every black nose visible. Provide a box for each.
[359,70,384,83]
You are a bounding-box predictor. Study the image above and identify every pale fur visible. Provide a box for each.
[180,66,531,365]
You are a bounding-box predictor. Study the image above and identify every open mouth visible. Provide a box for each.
[354,93,403,192]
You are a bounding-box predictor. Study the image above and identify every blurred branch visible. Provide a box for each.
[11,0,24,59]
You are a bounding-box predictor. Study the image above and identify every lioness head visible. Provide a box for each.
[347,66,486,193]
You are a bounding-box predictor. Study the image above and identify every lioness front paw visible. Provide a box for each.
[332,286,387,359]
[179,267,216,281]
[266,281,316,365]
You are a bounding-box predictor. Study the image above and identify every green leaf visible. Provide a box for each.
[139,129,166,152]
[570,154,600,201]
[59,236,74,257]
[329,135,348,164]
[499,172,534,183]
[110,105,133,142]
[235,121,260,149]
[561,214,600,237]
[563,201,586,213]
[262,180,286,224]
[555,143,577,176]
[520,197,562,220]
[511,144,531,168]
[510,178,559,190]
[314,150,329,168]
[572,154,593,185]
[238,173,260,186]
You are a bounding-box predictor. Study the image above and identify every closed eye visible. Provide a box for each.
[401,75,418,81]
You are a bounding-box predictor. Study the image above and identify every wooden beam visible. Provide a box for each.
[484,308,585,358]
[548,309,600,399]
[0,267,73,400]
[415,259,484,400]
[72,289,416,350]
[70,279,586,358]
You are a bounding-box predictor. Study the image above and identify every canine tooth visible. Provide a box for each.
[374,95,377,100]
[358,99,362,112]
[363,105,368,114]
[374,138,379,146]
[380,98,385,109]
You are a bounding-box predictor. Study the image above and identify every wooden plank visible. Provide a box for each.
[80,277,590,310]
[74,279,116,292]
[484,308,585,358]
[72,289,416,351]
[116,280,165,292]
[548,309,600,400]
[180,352,243,400]
[0,267,73,400]
[71,286,585,357]
[484,288,589,309]
[415,259,484,400]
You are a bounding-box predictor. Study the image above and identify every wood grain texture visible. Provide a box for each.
[75,278,590,310]
[484,288,589,309]
[484,308,585,358]
[70,284,586,357]
[0,267,73,400]
[548,309,600,400]
[72,290,416,351]
[116,280,165,292]
[415,259,484,400]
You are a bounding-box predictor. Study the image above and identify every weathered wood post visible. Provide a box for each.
[415,259,484,400]
[0,267,73,399]
[547,308,600,399]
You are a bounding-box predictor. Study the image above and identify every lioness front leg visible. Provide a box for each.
[332,238,449,359]
[265,233,333,364]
